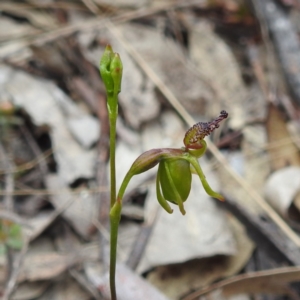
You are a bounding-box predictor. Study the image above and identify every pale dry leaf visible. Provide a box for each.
[93,0,149,8]
[264,166,300,217]
[0,65,97,184]
[97,263,170,300]
[23,211,55,241]
[141,110,186,151]
[115,140,155,194]
[18,252,75,282]
[266,104,300,169]
[2,9,58,30]
[146,214,254,300]
[46,174,98,238]
[38,276,91,300]
[188,266,300,299]
[0,40,32,61]
[239,125,270,213]
[11,282,50,300]
[67,115,99,148]
[0,16,39,42]
[287,120,300,149]
[118,221,141,261]
[118,23,213,118]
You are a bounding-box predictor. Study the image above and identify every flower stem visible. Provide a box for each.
[108,102,118,300]
[109,113,117,209]
[110,200,121,300]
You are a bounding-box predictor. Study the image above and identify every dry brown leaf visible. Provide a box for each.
[111,264,170,300]
[184,266,300,300]
[146,215,254,300]
[0,17,39,42]
[18,252,76,282]
[11,282,50,300]
[38,276,91,300]
[0,65,98,184]
[266,104,300,169]
[46,175,98,238]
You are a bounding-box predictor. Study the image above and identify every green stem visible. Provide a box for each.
[109,170,134,300]
[108,96,118,300]
[110,201,121,300]
[109,113,117,209]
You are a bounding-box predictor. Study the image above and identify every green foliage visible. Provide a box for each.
[0,219,23,252]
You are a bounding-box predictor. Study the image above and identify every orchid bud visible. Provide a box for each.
[99,45,123,99]
[99,45,114,96]
[110,53,122,96]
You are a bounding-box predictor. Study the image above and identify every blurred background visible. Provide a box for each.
[1,0,300,299]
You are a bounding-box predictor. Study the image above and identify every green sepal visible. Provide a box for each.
[158,159,191,205]
[99,45,114,96]
[128,148,184,176]
[111,53,123,96]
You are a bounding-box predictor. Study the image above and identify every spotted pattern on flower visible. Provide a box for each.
[183,110,228,149]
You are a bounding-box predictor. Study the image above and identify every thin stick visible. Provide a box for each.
[2,240,29,300]
[1,0,206,60]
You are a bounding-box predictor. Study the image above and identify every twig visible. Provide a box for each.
[251,0,300,107]
[2,239,29,300]
[105,20,300,248]
[70,268,103,300]
[0,141,14,211]
[246,43,269,100]
[0,149,52,175]
[80,0,100,14]
[126,205,160,270]
[1,0,207,61]
[19,124,49,176]
[0,210,31,227]
[218,194,300,265]
[28,196,78,241]
[0,186,107,196]
[182,266,300,300]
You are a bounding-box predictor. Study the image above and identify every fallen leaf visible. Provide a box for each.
[0,65,98,184]
[90,263,170,300]
[46,174,98,238]
[264,166,300,217]
[12,281,50,300]
[18,252,76,282]
[146,215,254,299]
[37,276,91,300]
[184,266,300,299]
[266,104,300,170]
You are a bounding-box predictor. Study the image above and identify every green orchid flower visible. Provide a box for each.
[114,110,228,216]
